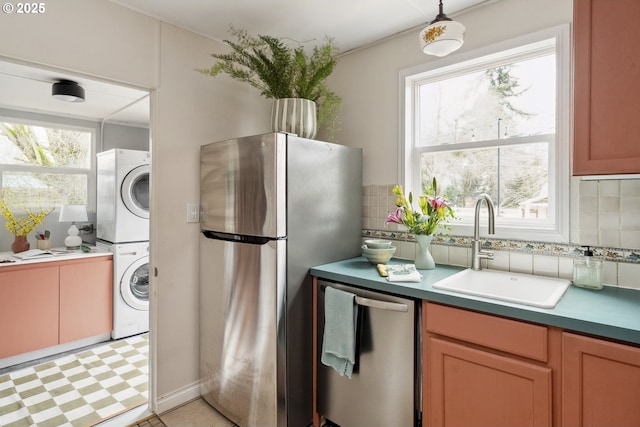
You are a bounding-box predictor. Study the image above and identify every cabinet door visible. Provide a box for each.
[573,0,640,175]
[0,267,59,358]
[425,336,552,427]
[562,332,640,426]
[59,259,113,343]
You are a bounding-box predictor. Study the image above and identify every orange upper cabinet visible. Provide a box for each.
[573,0,640,175]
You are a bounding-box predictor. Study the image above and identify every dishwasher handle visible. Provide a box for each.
[320,284,408,312]
[354,296,408,312]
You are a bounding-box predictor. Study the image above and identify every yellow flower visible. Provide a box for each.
[0,195,54,237]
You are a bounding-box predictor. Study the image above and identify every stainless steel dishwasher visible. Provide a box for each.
[317,279,418,427]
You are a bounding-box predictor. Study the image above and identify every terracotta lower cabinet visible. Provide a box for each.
[423,301,640,427]
[0,256,113,359]
[423,302,553,427]
[0,266,59,358]
[562,332,640,427]
[59,258,113,344]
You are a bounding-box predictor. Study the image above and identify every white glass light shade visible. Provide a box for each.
[419,20,465,57]
[59,205,88,249]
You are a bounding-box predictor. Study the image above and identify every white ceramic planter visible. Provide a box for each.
[271,98,317,139]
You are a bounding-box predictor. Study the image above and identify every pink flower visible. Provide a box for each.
[428,196,448,210]
[385,207,404,225]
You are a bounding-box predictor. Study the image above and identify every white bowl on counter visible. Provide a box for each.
[361,245,396,264]
[364,239,393,249]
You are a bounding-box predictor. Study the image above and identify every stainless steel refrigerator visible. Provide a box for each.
[199,132,362,427]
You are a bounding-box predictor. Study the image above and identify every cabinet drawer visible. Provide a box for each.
[425,302,548,362]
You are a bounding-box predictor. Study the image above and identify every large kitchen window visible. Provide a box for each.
[400,25,570,242]
[0,118,94,209]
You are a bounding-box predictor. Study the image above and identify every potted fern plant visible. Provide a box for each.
[199,27,342,140]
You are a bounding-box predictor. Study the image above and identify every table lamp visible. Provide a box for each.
[59,205,88,249]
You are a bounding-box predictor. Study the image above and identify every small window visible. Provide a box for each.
[0,120,93,208]
[400,25,570,242]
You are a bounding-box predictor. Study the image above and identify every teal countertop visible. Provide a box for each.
[310,257,640,346]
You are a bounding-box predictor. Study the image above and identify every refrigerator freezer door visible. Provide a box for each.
[200,133,286,238]
[200,233,286,427]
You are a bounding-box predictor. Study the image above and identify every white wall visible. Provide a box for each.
[0,0,270,411]
[152,22,269,407]
[331,0,573,185]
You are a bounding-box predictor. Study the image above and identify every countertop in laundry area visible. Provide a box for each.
[311,257,640,346]
[0,246,112,268]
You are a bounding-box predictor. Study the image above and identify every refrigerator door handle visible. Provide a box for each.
[202,230,280,245]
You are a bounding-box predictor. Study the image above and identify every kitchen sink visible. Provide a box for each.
[432,268,571,308]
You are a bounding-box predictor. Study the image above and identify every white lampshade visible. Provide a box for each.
[59,205,88,249]
[419,0,465,57]
[59,205,88,223]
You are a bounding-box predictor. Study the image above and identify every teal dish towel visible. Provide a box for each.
[321,286,358,378]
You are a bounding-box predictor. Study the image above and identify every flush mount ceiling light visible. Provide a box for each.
[52,79,85,103]
[419,0,466,57]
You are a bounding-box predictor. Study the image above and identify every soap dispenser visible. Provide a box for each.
[573,246,603,290]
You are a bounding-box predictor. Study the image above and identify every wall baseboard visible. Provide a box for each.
[153,381,201,415]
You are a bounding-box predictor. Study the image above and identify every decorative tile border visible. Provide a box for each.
[362,229,640,264]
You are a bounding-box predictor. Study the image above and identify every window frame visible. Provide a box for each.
[0,109,99,211]
[398,24,571,242]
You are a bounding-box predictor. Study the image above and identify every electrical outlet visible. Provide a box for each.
[187,203,200,223]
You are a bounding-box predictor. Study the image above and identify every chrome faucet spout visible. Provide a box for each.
[472,193,496,270]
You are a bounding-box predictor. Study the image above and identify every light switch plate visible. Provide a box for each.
[187,203,200,223]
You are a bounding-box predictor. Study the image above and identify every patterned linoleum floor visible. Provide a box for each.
[0,333,149,427]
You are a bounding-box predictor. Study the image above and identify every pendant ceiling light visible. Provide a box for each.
[419,0,465,57]
[52,79,85,103]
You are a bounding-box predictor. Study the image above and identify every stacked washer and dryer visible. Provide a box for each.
[96,149,150,340]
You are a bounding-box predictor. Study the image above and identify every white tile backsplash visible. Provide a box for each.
[533,255,559,277]
[430,244,449,265]
[618,262,640,290]
[363,180,640,289]
[621,230,640,250]
[558,257,574,280]
[578,179,640,250]
[448,246,469,267]
[510,252,533,274]
[487,250,510,271]
[602,261,617,287]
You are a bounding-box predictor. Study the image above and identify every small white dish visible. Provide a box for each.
[364,239,393,249]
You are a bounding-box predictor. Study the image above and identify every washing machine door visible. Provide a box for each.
[121,164,150,219]
[121,256,149,310]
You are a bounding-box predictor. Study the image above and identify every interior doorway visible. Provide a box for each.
[0,57,153,426]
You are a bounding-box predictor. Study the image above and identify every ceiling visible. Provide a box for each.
[110,0,490,54]
[0,0,492,126]
[0,60,150,127]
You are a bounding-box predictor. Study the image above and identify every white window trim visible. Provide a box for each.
[398,24,571,243]
[0,111,98,210]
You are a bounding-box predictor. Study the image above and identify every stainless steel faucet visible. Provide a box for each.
[471,194,496,271]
